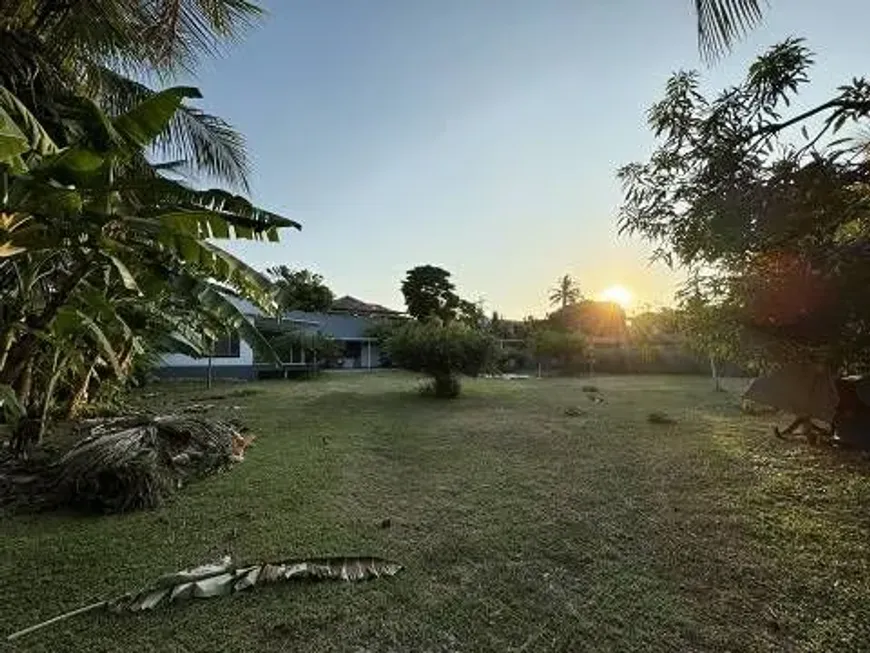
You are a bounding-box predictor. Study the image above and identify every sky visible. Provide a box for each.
[190,0,870,318]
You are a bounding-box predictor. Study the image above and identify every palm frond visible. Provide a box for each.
[0,24,72,102]
[85,66,250,189]
[23,0,262,76]
[143,0,264,71]
[163,105,250,190]
[696,0,765,62]
[31,0,154,74]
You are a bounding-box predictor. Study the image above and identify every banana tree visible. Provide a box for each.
[0,85,297,450]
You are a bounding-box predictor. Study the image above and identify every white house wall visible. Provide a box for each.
[159,339,254,368]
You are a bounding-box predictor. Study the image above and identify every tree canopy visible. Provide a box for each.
[618,39,870,371]
[267,266,334,312]
[400,265,466,322]
[547,301,627,339]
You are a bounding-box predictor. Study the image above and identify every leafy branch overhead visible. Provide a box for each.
[618,39,870,369]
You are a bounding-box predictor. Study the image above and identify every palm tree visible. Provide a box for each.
[549,275,582,309]
[0,0,263,189]
[695,0,766,61]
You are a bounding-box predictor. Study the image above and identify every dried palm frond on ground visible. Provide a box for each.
[7,555,403,641]
[1,415,249,514]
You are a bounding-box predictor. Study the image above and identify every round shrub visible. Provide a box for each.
[386,320,497,398]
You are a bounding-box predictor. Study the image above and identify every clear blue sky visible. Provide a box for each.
[192,0,870,318]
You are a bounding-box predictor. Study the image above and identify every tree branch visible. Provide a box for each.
[756,99,870,138]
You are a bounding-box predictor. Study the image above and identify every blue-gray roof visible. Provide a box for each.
[282,310,376,340]
[225,294,385,340]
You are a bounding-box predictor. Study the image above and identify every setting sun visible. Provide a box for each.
[599,285,633,308]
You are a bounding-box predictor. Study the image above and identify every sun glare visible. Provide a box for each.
[599,285,633,308]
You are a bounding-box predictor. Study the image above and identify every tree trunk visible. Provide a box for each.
[65,363,95,419]
[10,357,37,456]
[0,257,91,387]
[15,356,34,411]
[206,356,213,389]
[39,351,68,441]
[0,327,15,371]
[710,355,722,391]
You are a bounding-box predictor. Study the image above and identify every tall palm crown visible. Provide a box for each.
[549,275,582,309]
[0,0,261,189]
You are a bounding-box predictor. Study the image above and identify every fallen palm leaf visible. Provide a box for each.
[7,555,403,641]
[51,414,242,513]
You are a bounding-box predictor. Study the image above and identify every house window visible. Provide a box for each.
[212,331,241,358]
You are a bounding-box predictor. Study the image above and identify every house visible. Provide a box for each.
[156,295,404,380]
[329,295,398,317]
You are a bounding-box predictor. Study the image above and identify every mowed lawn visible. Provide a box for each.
[2,373,870,652]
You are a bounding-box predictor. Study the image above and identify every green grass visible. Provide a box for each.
[2,373,870,652]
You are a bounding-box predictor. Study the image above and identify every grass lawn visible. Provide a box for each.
[2,372,870,652]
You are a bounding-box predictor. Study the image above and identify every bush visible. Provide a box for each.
[420,374,462,398]
[530,329,590,374]
[386,321,497,398]
[497,347,533,372]
[269,330,343,368]
[365,320,402,367]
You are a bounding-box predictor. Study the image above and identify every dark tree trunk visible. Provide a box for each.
[0,257,90,388]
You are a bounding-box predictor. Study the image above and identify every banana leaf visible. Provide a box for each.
[7,555,403,641]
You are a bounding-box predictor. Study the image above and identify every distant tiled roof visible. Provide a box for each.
[330,295,399,315]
